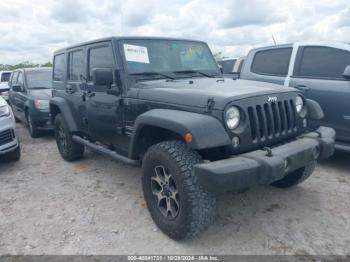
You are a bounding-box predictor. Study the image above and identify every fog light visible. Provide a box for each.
[232,136,240,148]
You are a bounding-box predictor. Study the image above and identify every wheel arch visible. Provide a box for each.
[128,109,231,159]
[50,97,78,132]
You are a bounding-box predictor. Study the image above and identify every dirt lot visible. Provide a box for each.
[0,123,349,255]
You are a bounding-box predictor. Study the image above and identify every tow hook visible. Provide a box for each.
[263,147,273,157]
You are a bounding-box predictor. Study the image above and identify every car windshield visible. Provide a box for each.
[26,70,52,89]
[1,72,11,82]
[121,39,220,78]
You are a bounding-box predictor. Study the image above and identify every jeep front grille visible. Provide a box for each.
[247,99,297,142]
[0,129,15,146]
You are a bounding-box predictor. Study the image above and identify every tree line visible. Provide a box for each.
[0,61,52,71]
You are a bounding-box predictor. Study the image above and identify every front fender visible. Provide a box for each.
[129,109,231,158]
[50,97,78,132]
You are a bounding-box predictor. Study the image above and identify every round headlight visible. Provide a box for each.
[295,95,304,115]
[225,106,240,130]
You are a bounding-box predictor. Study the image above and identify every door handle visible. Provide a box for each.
[86,91,95,98]
[294,85,310,91]
[66,86,75,94]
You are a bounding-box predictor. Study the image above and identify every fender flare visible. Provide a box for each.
[306,99,324,120]
[128,109,231,159]
[50,97,78,132]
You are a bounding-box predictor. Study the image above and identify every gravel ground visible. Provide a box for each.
[0,123,349,255]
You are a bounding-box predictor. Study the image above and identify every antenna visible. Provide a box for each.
[271,34,277,45]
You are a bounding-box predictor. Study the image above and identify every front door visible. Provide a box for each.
[84,42,127,152]
[289,46,350,142]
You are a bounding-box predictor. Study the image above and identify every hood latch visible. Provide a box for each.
[205,98,215,112]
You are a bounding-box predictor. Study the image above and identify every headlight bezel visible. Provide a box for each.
[0,104,10,118]
[0,98,10,118]
[225,106,241,130]
[295,95,307,118]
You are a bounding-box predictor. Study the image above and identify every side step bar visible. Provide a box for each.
[72,135,141,167]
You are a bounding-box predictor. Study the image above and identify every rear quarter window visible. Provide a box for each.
[251,48,292,76]
[53,54,66,81]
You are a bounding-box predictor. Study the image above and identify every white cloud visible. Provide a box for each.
[0,0,349,64]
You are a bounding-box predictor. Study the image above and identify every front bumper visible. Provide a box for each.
[195,127,335,193]
[31,111,53,130]
[0,113,19,155]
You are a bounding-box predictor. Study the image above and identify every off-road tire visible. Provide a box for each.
[26,112,41,138]
[54,114,84,161]
[5,144,21,162]
[142,140,216,240]
[271,161,316,188]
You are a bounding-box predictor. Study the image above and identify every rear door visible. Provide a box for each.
[66,47,88,133]
[289,46,350,142]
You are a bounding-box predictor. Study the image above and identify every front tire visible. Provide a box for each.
[271,161,316,188]
[142,140,216,240]
[54,114,84,161]
[26,113,40,138]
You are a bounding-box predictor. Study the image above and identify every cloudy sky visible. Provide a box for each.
[0,0,349,64]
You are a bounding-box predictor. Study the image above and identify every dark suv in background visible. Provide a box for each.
[50,37,334,240]
[8,67,53,138]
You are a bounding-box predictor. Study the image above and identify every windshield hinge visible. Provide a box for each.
[205,98,215,112]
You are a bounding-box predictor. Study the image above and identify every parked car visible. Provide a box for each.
[218,57,244,79]
[8,67,53,138]
[0,96,20,162]
[50,37,334,240]
[0,71,12,101]
[240,42,350,152]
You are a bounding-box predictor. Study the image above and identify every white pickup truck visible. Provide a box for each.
[239,42,350,152]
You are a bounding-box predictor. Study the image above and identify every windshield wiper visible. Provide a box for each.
[130,72,174,80]
[172,70,216,78]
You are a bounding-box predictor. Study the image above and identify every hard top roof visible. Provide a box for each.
[54,36,207,54]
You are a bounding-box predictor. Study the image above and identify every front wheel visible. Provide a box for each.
[142,140,216,240]
[26,113,41,138]
[54,114,84,161]
[271,161,316,188]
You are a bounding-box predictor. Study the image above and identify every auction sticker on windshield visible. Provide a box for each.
[124,44,150,64]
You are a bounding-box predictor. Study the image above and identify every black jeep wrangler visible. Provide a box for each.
[50,37,335,240]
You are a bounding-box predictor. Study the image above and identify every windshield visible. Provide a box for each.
[121,39,220,77]
[26,70,52,89]
[1,72,11,82]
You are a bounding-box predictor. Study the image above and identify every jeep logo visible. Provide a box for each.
[268,96,278,103]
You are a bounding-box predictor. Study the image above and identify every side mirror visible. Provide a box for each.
[12,84,24,92]
[343,65,350,79]
[218,64,223,74]
[92,68,114,86]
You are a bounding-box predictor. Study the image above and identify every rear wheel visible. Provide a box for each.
[142,140,216,240]
[54,114,84,161]
[271,161,316,188]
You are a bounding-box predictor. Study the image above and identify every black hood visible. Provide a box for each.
[28,89,52,100]
[136,78,297,110]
